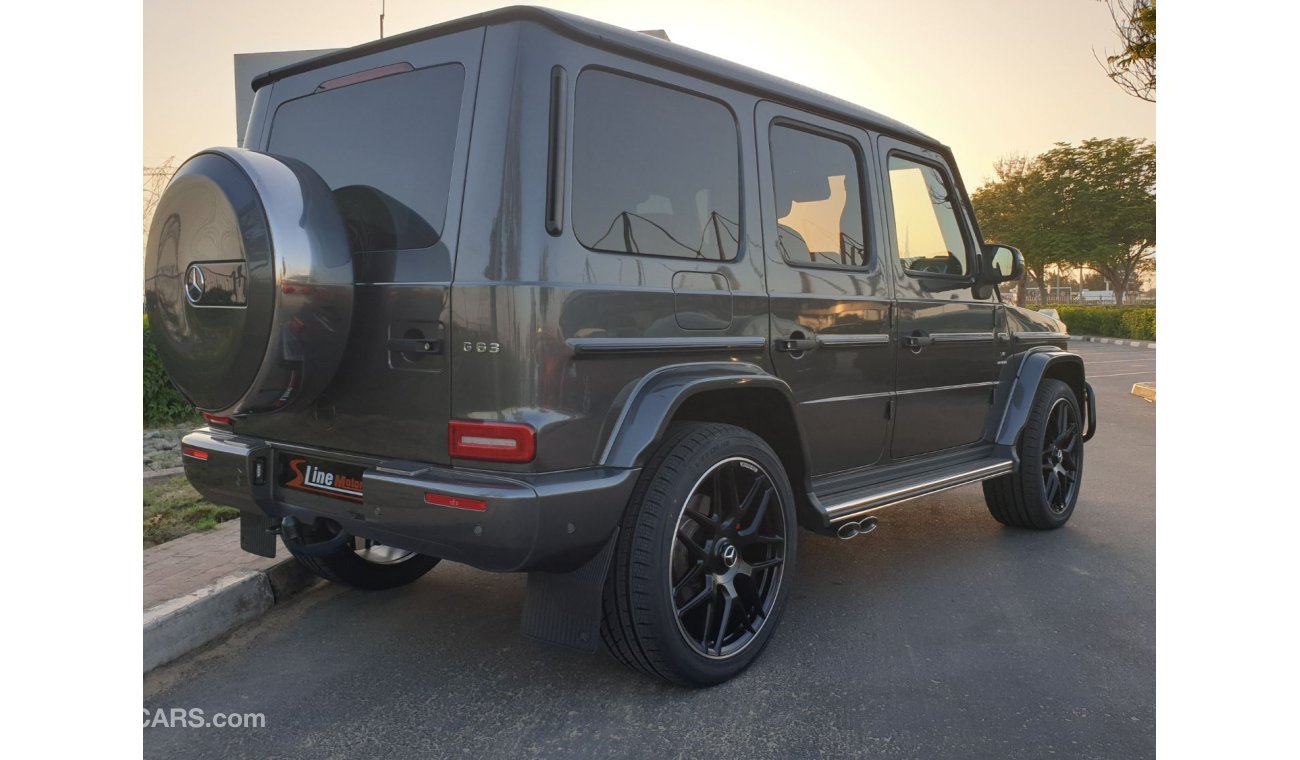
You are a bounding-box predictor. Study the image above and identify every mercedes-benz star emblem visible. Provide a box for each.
[184,264,206,305]
[721,544,738,568]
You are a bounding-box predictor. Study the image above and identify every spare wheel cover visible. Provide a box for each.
[144,147,353,415]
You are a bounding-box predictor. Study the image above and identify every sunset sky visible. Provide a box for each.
[144,0,1154,188]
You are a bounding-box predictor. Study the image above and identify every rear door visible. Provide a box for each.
[757,102,894,476]
[877,136,1000,459]
[238,30,484,464]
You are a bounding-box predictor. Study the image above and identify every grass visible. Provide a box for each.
[143,476,240,548]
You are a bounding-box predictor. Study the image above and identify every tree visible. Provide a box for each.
[1035,138,1155,305]
[972,156,1075,305]
[143,157,176,253]
[1096,0,1156,102]
[973,138,1155,306]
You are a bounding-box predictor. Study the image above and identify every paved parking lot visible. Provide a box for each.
[144,341,1155,759]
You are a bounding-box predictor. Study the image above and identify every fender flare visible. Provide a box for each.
[988,347,1091,447]
[597,362,811,482]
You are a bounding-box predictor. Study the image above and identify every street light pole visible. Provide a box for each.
[380,0,386,39]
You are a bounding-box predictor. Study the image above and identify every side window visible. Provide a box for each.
[268,65,466,255]
[769,124,867,268]
[572,70,740,260]
[886,155,969,277]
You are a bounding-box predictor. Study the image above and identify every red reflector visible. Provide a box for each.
[181,446,209,461]
[424,492,488,511]
[448,420,536,463]
[202,412,233,426]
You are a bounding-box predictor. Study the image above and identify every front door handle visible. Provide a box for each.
[901,333,934,349]
[774,337,818,353]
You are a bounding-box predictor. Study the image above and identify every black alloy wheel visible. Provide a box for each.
[670,456,787,659]
[1040,397,1082,513]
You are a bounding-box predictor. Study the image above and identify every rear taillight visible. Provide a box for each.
[202,412,233,426]
[181,446,209,461]
[448,421,536,463]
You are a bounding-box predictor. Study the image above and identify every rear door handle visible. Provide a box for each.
[901,333,933,349]
[774,337,818,353]
[386,338,443,354]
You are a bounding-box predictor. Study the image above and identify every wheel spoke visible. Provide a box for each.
[711,472,724,522]
[748,556,784,571]
[1045,472,1060,504]
[735,478,764,523]
[735,578,763,634]
[699,588,717,649]
[680,507,717,531]
[713,594,734,656]
[738,490,772,538]
[673,560,704,597]
[1055,423,1078,447]
[751,533,784,545]
[678,579,714,618]
[676,528,708,558]
[725,466,742,523]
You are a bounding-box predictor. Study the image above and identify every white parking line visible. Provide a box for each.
[1084,358,1159,365]
[1088,370,1158,378]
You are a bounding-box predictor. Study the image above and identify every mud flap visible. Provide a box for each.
[240,512,278,558]
[520,530,618,653]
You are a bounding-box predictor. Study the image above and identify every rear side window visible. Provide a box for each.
[572,70,740,260]
[769,124,867,268]
[268,64,465,254]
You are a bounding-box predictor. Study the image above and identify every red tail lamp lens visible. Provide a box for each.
[448,421,536,463]
[202,412,233,426]
[424,493,487,512]
[181,446,209,461]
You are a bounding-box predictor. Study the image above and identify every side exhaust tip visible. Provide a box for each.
[836,516,879,540]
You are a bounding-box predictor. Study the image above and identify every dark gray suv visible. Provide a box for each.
[145,6,1094,686]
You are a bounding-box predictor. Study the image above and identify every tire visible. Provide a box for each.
[601,422,797,687]
[284,524,439,590]
[983,378,1085,530]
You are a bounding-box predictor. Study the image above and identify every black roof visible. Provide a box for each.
[251,5,941,149]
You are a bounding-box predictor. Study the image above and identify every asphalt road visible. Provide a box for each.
[144,340,1156,759]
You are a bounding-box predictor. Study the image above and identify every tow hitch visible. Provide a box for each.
[275,516,354,556]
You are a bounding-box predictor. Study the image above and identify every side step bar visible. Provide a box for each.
[812,457,1015,526]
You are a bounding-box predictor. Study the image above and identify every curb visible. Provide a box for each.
[1069,335,1156,350]
[1131,382,1156,402]
[143,558,319,673]
[144,466,185,482]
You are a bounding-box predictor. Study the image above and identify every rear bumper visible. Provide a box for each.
[181,428,639,573]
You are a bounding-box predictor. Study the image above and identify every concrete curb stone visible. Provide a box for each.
[1068,335,1156,350]
[1131,382,1156,402]
[143,560,320,673]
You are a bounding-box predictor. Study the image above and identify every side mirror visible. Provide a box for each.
[983,244,1024,283]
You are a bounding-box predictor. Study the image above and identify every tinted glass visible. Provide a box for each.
[572,70,740,260]
[268,64,465,254]
[770,125,866,267]
[887,156,969,276]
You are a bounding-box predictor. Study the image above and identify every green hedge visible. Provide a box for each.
[1054,306,1156,341]
[144,316,198,427]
